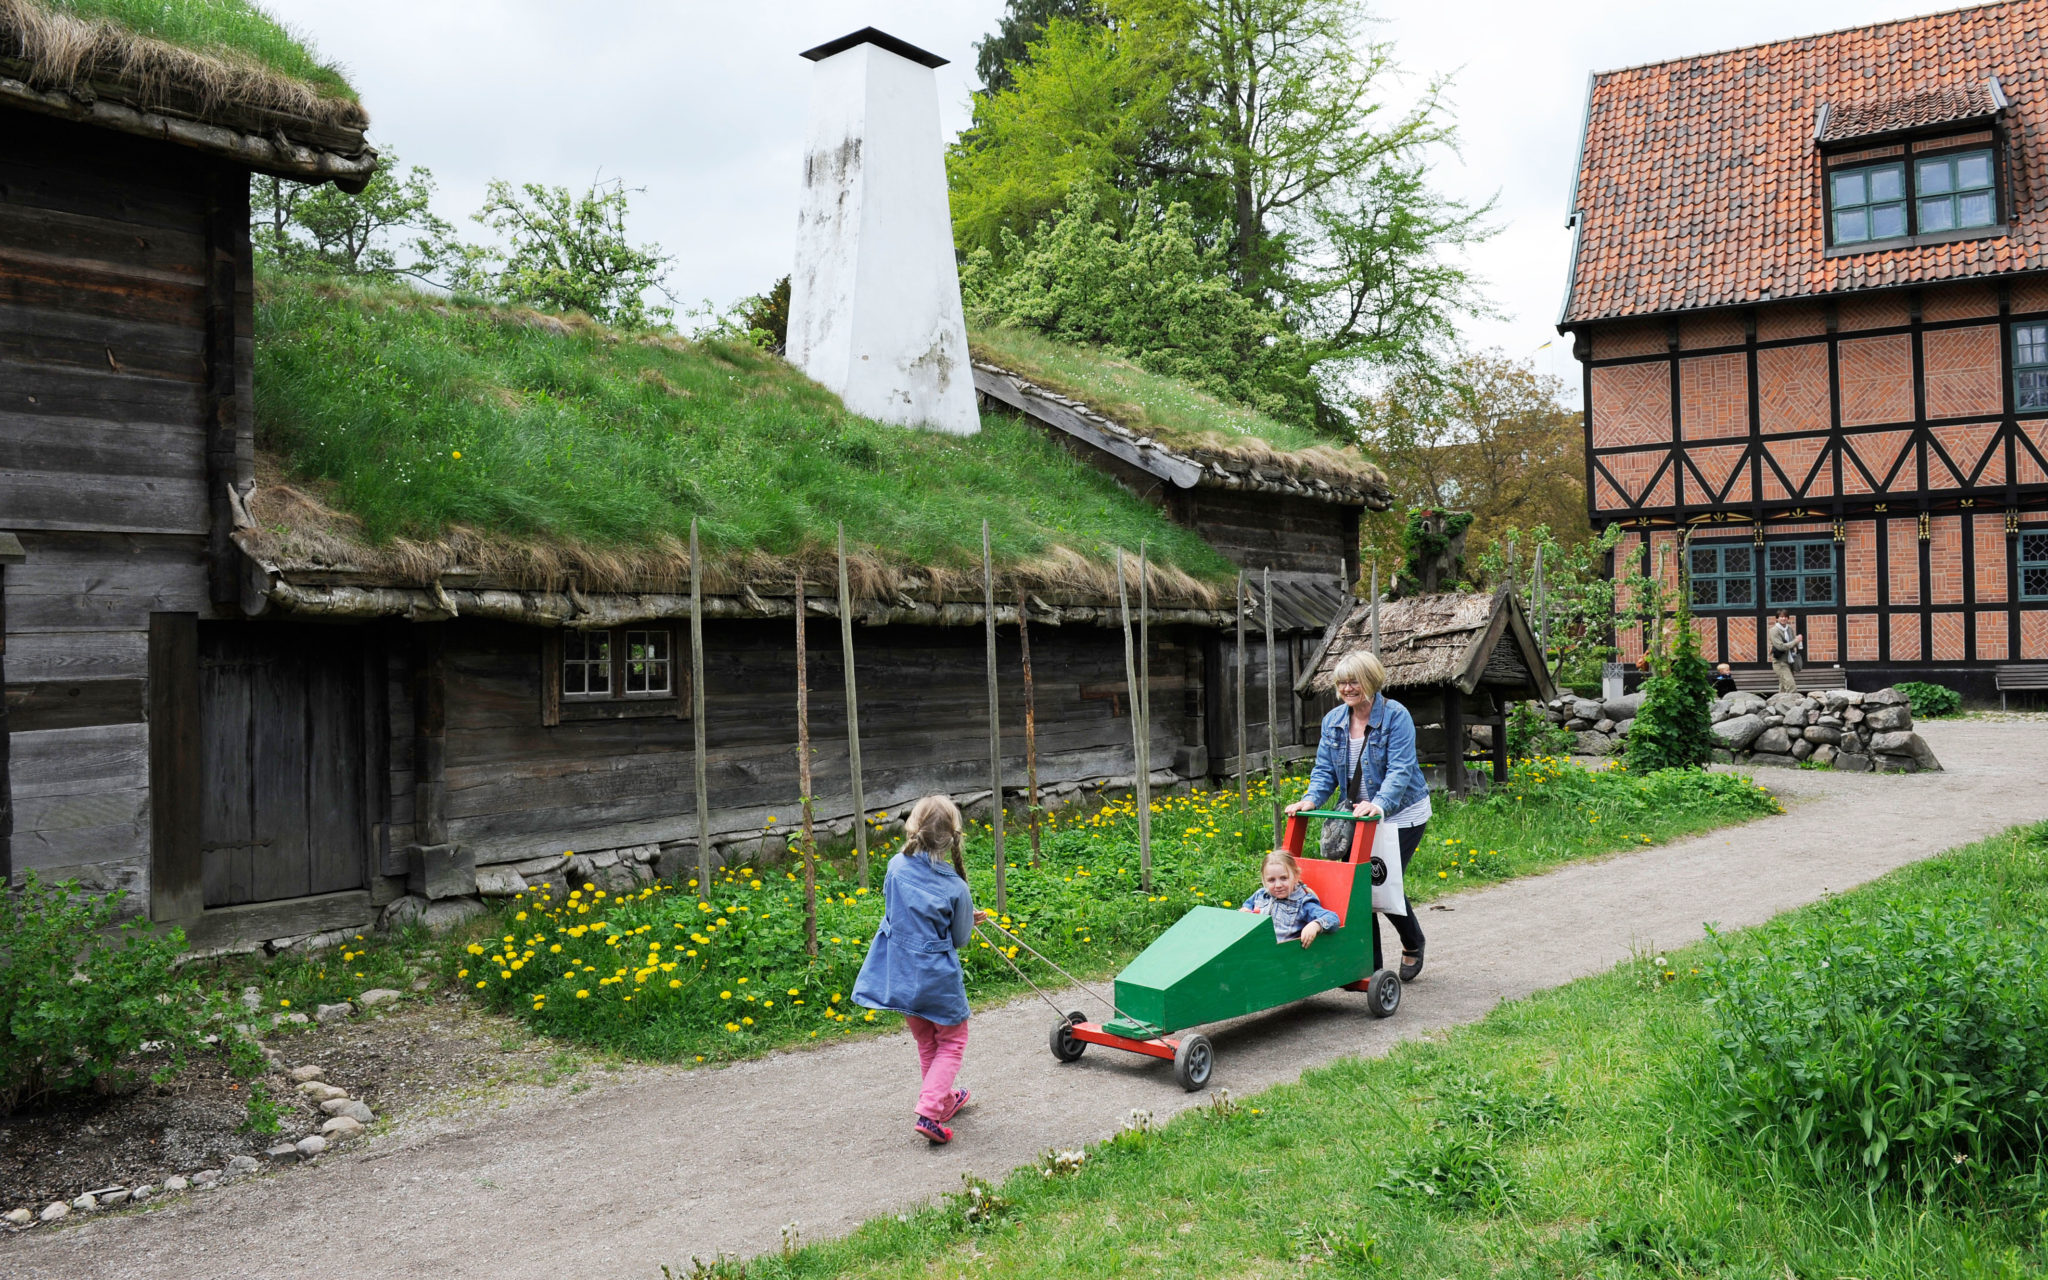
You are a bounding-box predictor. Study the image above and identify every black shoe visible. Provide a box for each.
[1399,945,1425,983]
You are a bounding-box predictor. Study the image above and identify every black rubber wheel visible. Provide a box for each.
[1369,855,1388,886]
[1173,1033,1215,1091]
[1049,1011,1087,1062]
[1366,968,1401,1018]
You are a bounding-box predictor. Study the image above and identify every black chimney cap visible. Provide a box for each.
[799,27,948,69]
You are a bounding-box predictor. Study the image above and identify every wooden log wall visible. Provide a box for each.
[1,111,251,909]
[1182,489,1359,579]
[414,619,1206,868]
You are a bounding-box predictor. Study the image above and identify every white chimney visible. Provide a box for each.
[787,28,979,436]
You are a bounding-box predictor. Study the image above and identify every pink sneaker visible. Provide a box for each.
[914,1114,953,1144]
[939,1088,972,1122]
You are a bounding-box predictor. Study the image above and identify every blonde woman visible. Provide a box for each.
[851,795,989,1144]
[1283,651,1430,982]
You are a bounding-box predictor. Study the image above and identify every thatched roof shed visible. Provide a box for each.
[1299,588,1555,703]
[0,0,374,188]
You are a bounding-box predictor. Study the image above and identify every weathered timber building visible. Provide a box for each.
[0,11,1388,948]
[1561,1,2048,693]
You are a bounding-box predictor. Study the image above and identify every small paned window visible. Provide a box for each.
[563,630,611,696]
[623,629,672,696]
[1916,150,1997,233]
[1765,540,1837,607]
[2016,324,2048,411]
[1687,542,1755,610]
[1832,162,1907,244]
[2021,530,2048,602]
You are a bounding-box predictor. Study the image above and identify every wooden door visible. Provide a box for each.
[198,624,369,907]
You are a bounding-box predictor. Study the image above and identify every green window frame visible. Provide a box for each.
[2016,323,2048,412]
[1916,149,1998,233]
[1831,162,1907,244]
[1765,540,1837,607]
[2021,529,2048,602]
[1688,541,1756,610]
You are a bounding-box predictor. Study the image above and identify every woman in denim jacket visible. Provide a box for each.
[1283,650,1430,981]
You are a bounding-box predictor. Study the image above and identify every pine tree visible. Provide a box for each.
[1624,538,1718,772]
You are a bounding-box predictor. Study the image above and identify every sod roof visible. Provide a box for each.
[0,0,373,187]
[243,277,1256,621]
[968,326,1388,505]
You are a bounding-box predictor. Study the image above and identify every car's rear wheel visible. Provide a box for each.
[1366,968,1401,1018]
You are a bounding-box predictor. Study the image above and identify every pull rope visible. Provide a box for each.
[975,917,1138,1026]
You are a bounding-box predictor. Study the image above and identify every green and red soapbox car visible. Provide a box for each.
[1047,809,1401,1090]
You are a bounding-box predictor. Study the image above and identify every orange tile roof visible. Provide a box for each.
[1561,0,2048,326]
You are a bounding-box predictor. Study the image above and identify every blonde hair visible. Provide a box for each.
[1261,849,1300,878]
[903,795,966,879]
[1332,650,1387,699]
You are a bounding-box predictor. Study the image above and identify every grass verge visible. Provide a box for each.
[709,820,2048,1280]
[200,759,1778,1064]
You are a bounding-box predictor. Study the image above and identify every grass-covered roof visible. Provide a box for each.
[968,325,1387,502]
[1,0,369,172]
[246,277,1241,610]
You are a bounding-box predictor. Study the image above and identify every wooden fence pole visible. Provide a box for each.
[796,570,817,957]
[837,525,869,890]
[1137,543,1151,887]
[691,519,711,899]
[1234,569,1247,814]
[1370,562,1382,656]
[1018,586,1040,867]
[983,521,1006,914]
[1533,544,1548,670]
[1117,551,1149,892]
[1264,565,1278,844]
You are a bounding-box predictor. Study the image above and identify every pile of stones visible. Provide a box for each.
[4,1061,375,1231]
[1531,686,1940,772]
[1709,687,1939,771]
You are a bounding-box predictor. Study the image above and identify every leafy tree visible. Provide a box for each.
[739,276,791,352]
[442,178,675,328]
[1471,522,1623,690]
[960,188,1317,420]
[974,0,1107,93]
[953,0,1491,389]
[1356,352,1589,566]
[251,146,452,282]
[1626,534,1717,772]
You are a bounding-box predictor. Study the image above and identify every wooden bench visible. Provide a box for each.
[1729,667,1850,694]
[1995,664,2048,711]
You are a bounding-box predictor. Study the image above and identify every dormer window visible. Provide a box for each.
[1831,162,1907,243]
[1817,78,2008,253]
[1915,149,1996,232]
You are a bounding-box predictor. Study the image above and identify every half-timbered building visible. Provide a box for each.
[1561,1,2048,693]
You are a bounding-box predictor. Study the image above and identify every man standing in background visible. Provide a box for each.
[1768,610,1803,693]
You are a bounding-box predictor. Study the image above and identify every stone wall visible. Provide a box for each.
[1532,687,1941,772]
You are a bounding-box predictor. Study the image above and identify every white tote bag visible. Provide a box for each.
[1368,819,1407,916]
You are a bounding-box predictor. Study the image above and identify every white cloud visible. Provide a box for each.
[270,0,1970,389]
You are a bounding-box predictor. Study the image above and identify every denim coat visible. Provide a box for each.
[851,850,976,1025]
[1303,693,1427,816]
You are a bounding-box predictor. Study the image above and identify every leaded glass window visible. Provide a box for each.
[1765,540,1837,607]
[2022,530,2048,602]
[2017,324,2048,412]
[1688,541,1755,610]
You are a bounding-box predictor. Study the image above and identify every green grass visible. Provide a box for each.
[210,759,1777,1064]
[253,277,1235,582]
[968,325,1340,457]
[31,0,356,100]
[719,821,2048,1280]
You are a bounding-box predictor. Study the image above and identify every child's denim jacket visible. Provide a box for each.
[852,851,976,1024]
[1241,885,1341,942]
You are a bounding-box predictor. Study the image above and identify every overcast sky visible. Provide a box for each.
[265,0,1969,400]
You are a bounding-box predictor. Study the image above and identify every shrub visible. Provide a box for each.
[1896,679,1963,719]
[1624,604,1716,771]
[1693,885,2048,1196]
[0,875,223,1113]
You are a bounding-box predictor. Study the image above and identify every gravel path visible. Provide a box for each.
[12,720,2045,1280]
